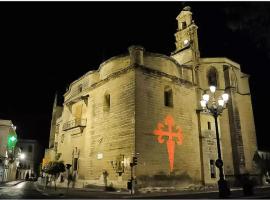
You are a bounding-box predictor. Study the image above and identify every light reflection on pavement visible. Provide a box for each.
[0,181,51,199]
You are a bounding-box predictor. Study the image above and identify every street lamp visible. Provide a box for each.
[200,85,231,198]
[19,153,26,160]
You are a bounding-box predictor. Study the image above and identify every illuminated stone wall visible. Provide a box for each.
[135,67,202,188]
[84,69,135,186]
[55,57,135,188]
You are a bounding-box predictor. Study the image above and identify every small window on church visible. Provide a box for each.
[78,84,83,93]
[182,21,187,30]
[208,122,211,130]
[207,67,218,87]
[164,87,173,107]
[210,160,216,178]
[73,158,78,171]
[104,93,110,112]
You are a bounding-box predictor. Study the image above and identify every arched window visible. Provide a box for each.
[164,86,173,107]
[181,21,187,30]
[207,67,218,87]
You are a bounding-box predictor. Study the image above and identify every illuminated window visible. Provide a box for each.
[164,87,173,107]
[104,93,110,111]
[208,122,211,130]
[210,160,216,178]
[207,67,218,87]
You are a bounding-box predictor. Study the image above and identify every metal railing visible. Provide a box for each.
[62,118,87,131]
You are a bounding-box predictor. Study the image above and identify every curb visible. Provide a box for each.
[12,180,25,186]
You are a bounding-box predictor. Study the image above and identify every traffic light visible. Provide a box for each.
[66,164,72,170]
[133,157,138,166]
[7,133,17,150]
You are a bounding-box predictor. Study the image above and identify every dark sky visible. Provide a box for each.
[0,2,270,156]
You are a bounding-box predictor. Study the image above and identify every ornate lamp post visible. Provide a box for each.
[200,85,231,198]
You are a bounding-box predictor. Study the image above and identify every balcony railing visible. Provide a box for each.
[62,118,87,131]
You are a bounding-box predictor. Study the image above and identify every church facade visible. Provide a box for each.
[44,7,259,190]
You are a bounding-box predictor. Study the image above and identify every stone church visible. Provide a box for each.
[44,7,259,190]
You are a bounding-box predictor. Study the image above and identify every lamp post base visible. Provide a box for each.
[218,179,231,198]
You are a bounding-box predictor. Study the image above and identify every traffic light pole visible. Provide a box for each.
[129,156,138,195]
[130,163,134,195]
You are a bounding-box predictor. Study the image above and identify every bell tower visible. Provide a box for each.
[171,6,200,65]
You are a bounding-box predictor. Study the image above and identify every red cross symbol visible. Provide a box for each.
[153,115,183,172]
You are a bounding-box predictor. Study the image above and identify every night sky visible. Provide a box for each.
[0,2,270,157]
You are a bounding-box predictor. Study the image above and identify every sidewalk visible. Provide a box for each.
[0,180,25,187]
[129,185,270,199]
[34,182,130,198]
[34,181,270,199]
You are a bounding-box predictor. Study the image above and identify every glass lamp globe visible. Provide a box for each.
[200,99,207,108]
[218,99,225,107]
[202,94,210,102]
[222,93,229,102]
[210,86,216,93]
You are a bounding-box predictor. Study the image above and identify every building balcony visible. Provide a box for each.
[62,118,87,131]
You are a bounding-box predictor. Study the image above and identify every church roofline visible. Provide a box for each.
[64,70,97,97]
[98,53,129,69]
[144,52,189,69]
[64,53,129,97]
[64,48,189,98]
[241,72,250,78]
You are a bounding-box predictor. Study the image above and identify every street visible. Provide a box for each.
[0,181,57,199]
[1,181,270,199]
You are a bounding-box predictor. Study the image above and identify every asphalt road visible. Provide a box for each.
[1,181,270,199]
[0,181,57,199]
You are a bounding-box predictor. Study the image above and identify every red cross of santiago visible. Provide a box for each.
[153,115,183,172]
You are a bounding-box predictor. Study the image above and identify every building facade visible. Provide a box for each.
[45,7,259,190]
[17,139,41,179]
[0,119,19,182]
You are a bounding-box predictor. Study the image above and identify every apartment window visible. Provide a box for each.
[28,145,32,153]
[164,87,173,107]
[210,160,216,178]
[104,93,110,111]
[208,122,211,130]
